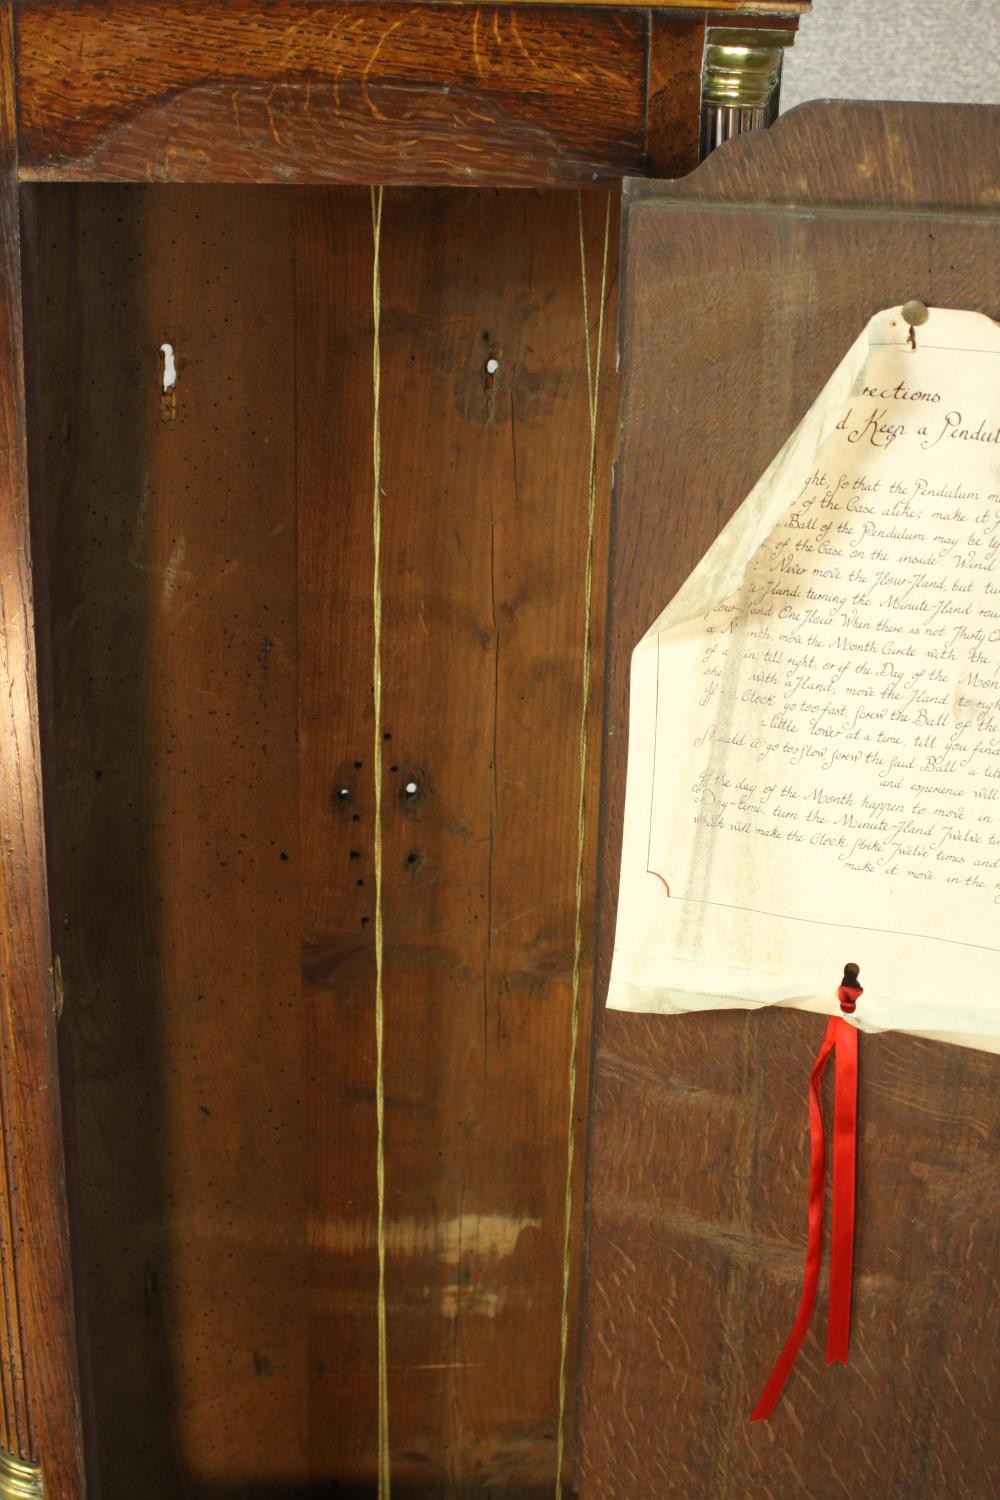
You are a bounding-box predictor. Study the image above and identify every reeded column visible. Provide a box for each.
[700,28,795,158]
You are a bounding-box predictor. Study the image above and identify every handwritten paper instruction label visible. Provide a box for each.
[609,308,1000,1048]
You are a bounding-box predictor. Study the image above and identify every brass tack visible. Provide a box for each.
[901,299,929,327]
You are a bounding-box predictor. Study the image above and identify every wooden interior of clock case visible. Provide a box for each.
[21,182,619,1498]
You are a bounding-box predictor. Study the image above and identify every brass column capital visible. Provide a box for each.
[700,27,797,158]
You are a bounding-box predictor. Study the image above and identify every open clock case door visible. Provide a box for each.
[579,101,1000,1499]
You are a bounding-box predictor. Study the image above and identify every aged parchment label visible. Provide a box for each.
[608,307,1000,1050]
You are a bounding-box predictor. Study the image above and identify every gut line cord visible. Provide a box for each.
[554,189,611,1500]
[370,182,391,1500]
[368,186,610,1500]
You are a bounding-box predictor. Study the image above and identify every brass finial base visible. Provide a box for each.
[0,1450,44,1500]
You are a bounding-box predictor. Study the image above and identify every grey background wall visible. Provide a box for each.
[782,0,1000,111]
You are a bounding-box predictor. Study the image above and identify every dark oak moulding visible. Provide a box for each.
[13,2,802,188]
[15,2,647,187]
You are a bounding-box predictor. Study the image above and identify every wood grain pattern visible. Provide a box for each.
[650,98,1000,210]
[295,184,618,1494]
[25,181,617,1496]
[295,185,381,1493]
[0,6,84,1497]
[646,16,705,180]
[26,184,305,1496]
[579,102,1000,1500]
[372,187,616,1494]
[15,2,649,187]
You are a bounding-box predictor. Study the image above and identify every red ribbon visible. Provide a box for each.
[750,1014,858,1421]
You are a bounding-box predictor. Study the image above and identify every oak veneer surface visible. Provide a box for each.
[579,103,1000,1500]
[24,181,617,1497]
